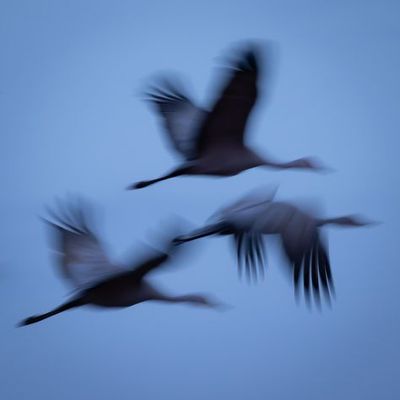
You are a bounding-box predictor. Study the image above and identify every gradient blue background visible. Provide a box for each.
[0,1,398,399]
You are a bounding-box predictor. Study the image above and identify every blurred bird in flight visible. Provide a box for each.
[19,199,222,327]
[174,186,373,306]
[129,43,325,190]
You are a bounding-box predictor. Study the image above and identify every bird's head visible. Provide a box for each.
[284,157,334,173]
[188,294,212,305]
[289,157,332,172]
[330,215,380,227]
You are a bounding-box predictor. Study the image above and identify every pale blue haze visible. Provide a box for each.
[0,1,399,399]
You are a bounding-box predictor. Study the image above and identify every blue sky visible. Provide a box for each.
[0,1,399,399]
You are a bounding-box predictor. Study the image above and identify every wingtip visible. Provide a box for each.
[236,49,259,72]
[244,49,258,67]
[142,75,190,106]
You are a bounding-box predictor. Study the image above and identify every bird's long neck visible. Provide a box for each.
[317,216,365,227]
[155,294,193,303]
[261,159,287,169]
[261,157,314,170]
[153,293,210,307]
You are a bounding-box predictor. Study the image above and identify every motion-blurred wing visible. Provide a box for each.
[208,185,278,226]
[45,202,125,290]
[222,185,278,217]
[233,231,266,282]
[284,228,335,306]
[196,47,261,156]
[130,250,169,281]
[146,79,207,160]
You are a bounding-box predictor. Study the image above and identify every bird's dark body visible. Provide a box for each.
[83,279,158,308]
[190,149,265,176]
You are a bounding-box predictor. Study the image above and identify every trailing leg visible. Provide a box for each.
[18,297,85,327]
[127,167,188,190]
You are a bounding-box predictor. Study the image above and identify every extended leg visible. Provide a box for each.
[173,222,231,245]
[127,167,187,190]
[18,297,85,327]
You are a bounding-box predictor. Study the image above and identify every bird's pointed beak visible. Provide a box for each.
[306,158,335,174]
[355,218,382,227]
[316,164,336,174]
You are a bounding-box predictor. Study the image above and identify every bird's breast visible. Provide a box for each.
[194,157,253,176]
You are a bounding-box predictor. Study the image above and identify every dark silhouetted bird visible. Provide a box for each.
[19,201,220,326]
[129,44,324,190]
[173,187,373,305]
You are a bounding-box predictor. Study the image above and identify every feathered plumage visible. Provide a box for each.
[174,187,372,306]
[129,44,324,190]
[19,200,222,326]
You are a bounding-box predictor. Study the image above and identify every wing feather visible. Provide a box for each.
[196,48,261,156]
[290,234,335,306]
[146,79,206,160]
[45,201,125,290]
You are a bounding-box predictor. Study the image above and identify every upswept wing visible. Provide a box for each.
[45,201,125,290]
[146,79,207,160]
[129,250,169,281]
[196,47,261,156]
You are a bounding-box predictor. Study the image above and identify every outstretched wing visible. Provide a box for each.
[44,200,125,290]
[232,231,266,282]
[196,47,261,156]
[285,232,335,307]
[146,79,207,160]
[272,202,334,306]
